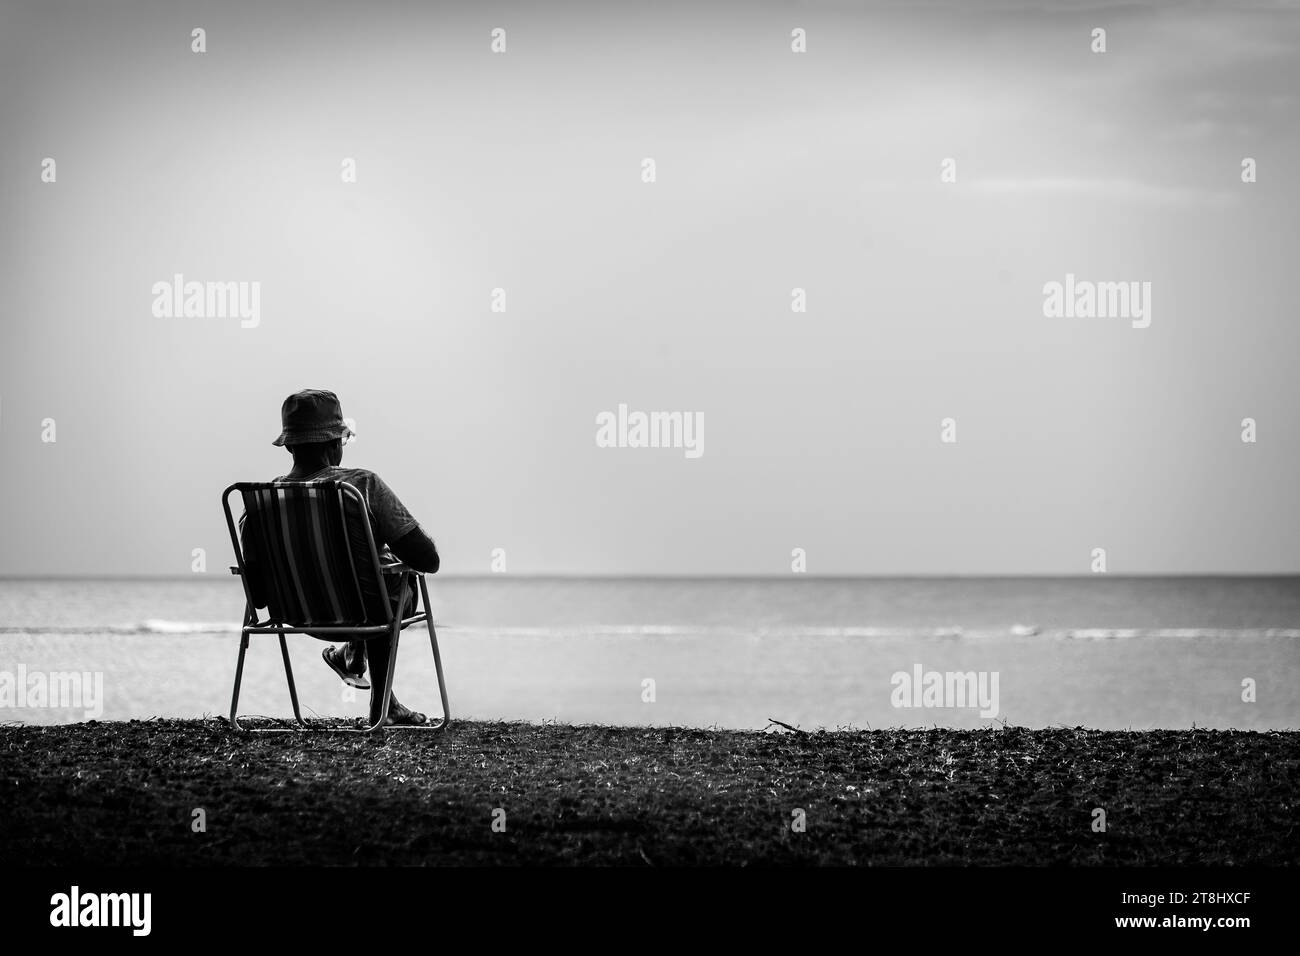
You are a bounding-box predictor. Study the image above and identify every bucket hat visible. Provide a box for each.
[272,389,355,447]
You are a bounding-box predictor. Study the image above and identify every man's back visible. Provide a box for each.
[272,465,421,567]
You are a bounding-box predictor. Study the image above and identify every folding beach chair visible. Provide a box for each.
[221,480,449,733]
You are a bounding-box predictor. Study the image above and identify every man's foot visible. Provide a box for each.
[380,694,428,726]
[322,645,370,690]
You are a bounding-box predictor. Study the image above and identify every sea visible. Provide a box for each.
[1,576,1297,730]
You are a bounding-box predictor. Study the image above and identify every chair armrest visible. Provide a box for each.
[382,562,422,576]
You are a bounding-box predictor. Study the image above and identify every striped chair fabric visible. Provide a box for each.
[236,481,392,627]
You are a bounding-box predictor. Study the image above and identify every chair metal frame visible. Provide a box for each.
[221,480,450,734]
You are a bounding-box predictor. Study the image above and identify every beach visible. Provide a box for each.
[1,719,1295,866]
[4,576,1298,866]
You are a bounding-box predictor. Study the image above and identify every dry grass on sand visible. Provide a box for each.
[1,719,1296,865]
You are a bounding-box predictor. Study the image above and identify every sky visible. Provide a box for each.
[1,0,1297,576]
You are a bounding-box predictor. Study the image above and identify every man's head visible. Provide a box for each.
[273,389,354,467]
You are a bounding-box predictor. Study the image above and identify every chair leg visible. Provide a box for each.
[229,592,445,734]
[229,623,305,733]
[278,632,306,727]
[229,630,250,731]
[420,576,451,731]
[362,623,402,733]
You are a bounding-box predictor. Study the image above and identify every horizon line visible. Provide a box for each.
[2,572,1298,582]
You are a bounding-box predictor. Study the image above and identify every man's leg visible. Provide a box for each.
[326,574,408,700]
[367,575,426,725]
[366,631,395,725]
[341,640,367,675]
[361,573,411,680]
[335,572,410,680]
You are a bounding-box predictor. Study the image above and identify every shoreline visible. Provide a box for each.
[2,719,1296,866]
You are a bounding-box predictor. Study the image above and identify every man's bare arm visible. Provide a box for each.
[391,526,439,573]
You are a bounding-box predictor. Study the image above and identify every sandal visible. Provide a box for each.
[322,646,371,690]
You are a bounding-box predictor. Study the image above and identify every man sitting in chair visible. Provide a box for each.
[252,388,441,726]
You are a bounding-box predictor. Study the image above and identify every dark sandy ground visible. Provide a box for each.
[1,719,1295,865]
